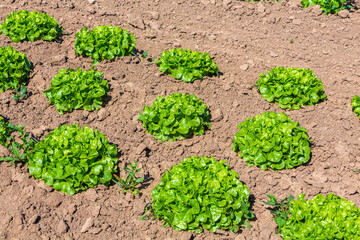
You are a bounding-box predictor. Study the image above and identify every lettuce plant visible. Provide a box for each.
[301,0,352,14]
[351,95,360,119]
[0,10,63,42]
[256,67,327,110]
[151,156,254,233]
[138,93,211,141]
[27,124,118,195]
[75,25,136,65]
[155,48,219,83]
[232,111,311,170]
[43,68,109,115]
[263,193,360,239]
[0,46,31,97]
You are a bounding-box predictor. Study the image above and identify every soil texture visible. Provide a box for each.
[0,0,360,239]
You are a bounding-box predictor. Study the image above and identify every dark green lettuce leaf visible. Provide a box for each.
[0,46,31,93]
[138,93,211,141]
[151,156,254,233]
[0,10,63,42]
[74,25,136,65]
[27,124,118,195]
[301,0,352,14]
[256,67,327,110]
[43,68,109,115]
[232,111,311,170]
[279,193,360,239]
[351,95,360,119]
[155,48,219,83]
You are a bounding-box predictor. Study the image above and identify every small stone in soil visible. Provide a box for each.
[211,108,223,122]
[80,217,94,233]
[240,64,249,71]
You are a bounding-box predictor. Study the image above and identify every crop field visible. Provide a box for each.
[0,0,360,239]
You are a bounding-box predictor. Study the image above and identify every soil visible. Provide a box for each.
[1,0,360,239]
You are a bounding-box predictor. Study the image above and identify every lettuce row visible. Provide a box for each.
[138,93,211,142]
[232,112,311,170]
[155,48,219,83]
[0,10,63,42]
[301,0,352,14]
[44,68,109,115]
[151,156,254,233]
[27,124,118,195]
[351,95,360,119]
[256,67,327,110]
[0,46,31,93]
[279,193,360,239]
[75,25,136,65]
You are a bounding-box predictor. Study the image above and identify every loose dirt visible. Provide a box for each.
[0,0,360,239]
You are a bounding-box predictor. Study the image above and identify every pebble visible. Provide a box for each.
[211,108,223,122]
[240,64,249,71]
[257,3,265,13]
[338,9,349,18]
[223,0,232,6]
[293,19,302,25]
[97,108,110,121]
[270,51,278,58]
[127,14,145,30]
[312,5,323,15]
[173,42,181,48]
[57,220,69,234]
[223,83,231,91]
[80,218,94,233]
[149,21,161,31]
[88,0,96,4]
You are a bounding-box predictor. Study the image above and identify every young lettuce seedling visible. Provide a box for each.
[113,161,144,196]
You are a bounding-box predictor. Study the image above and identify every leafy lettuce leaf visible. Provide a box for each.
[301,0,352,14]
[0,10,63,42]
[256,67,327,110]
[351,95,360,119]
[151,156,254,233]
[0,46,31,93]
[138,93,211,141]
[27,124,118,195]
[279,193,360,239]
[232,111,311,170]
[75,25,136,65]
[43,68,109,115]
[155,48,219,83]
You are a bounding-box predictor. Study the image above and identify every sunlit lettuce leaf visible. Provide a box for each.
[138,93,211,141]
[151,156,254,233]
[256,67,327,110]
[232,111,311,170]
[279,193,360,239]
[155,48,219,83]
[0,10,63,42]
[74,25,136,65]
[27,124,118,195]
[43,67,109,115]
[351,95,360,119]
[301,0,352,14]
[0,46,31,93]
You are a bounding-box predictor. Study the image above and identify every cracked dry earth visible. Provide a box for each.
[0,0,360,239]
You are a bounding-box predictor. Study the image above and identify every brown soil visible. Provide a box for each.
[1,0,360,239]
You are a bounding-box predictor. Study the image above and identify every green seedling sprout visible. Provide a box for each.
[113,160,144,195]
